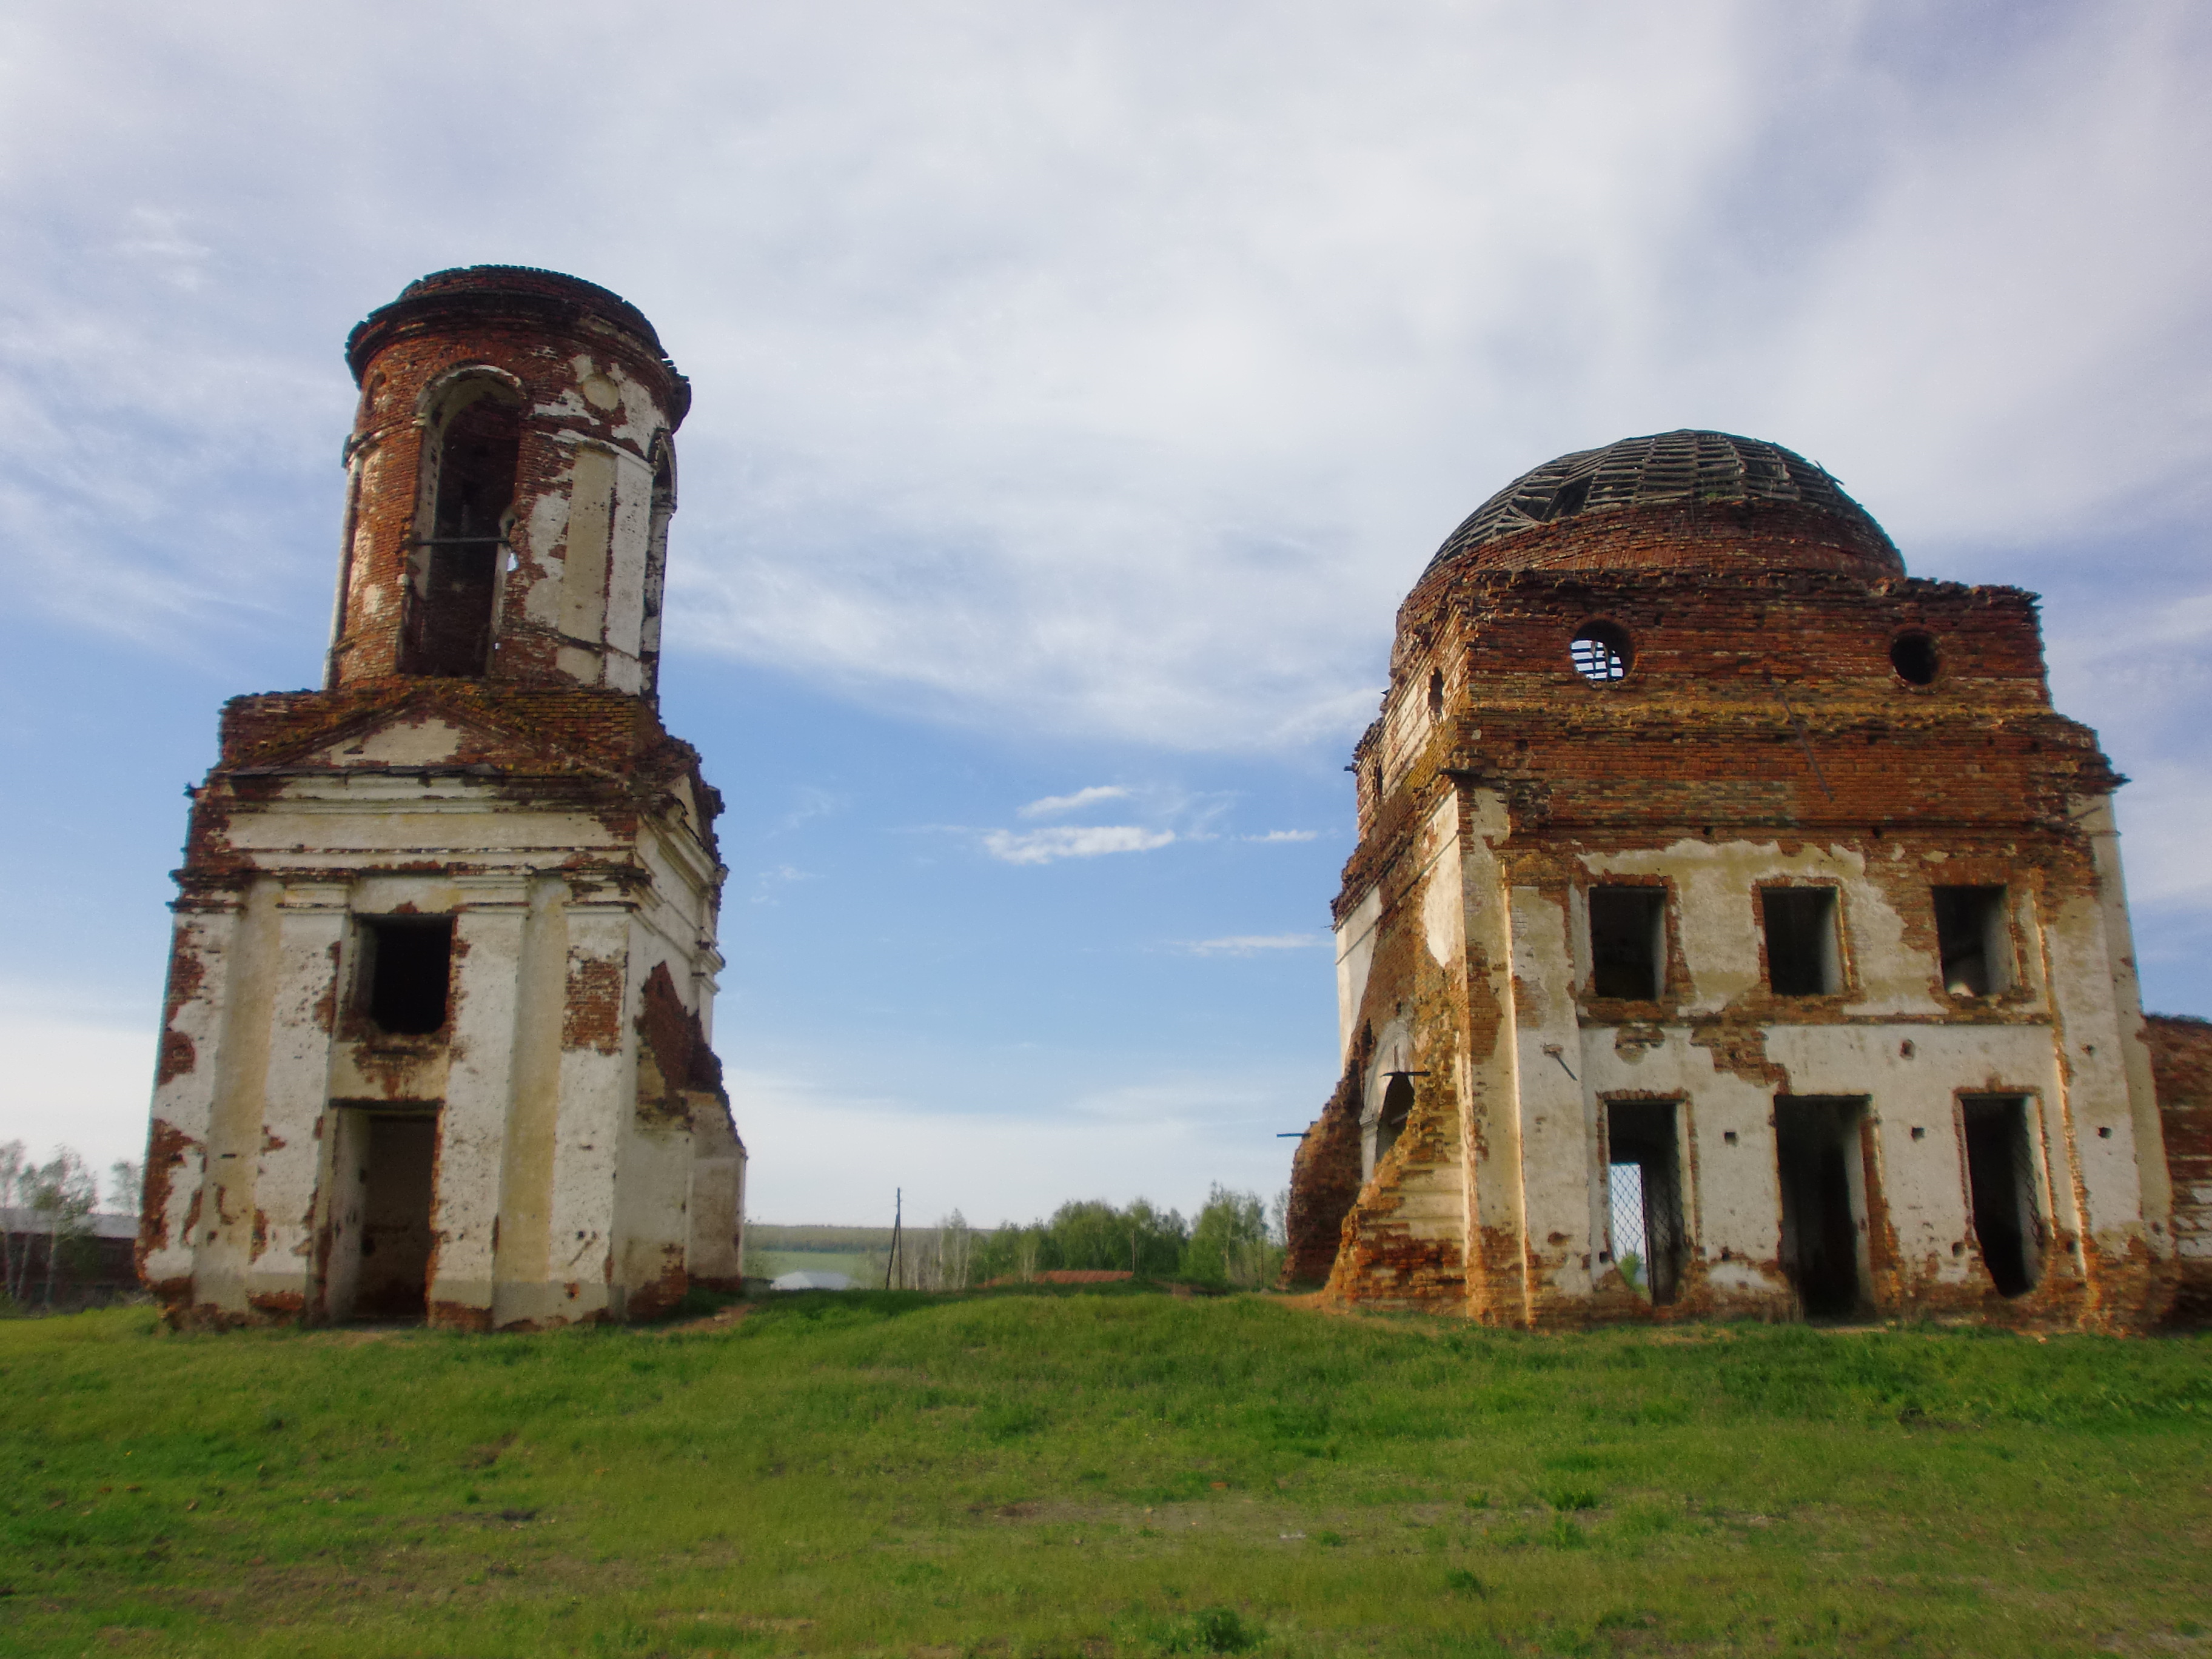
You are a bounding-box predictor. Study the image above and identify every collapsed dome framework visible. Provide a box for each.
[1421,429,1903,583]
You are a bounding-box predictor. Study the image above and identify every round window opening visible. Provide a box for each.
[1570,622,1633,685]
[1890,631,1939,686]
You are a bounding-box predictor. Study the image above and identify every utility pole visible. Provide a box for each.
[886,1188,902,1290]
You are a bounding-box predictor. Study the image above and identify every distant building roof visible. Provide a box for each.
[2,1209,136,1240]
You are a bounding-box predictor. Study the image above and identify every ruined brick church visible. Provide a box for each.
[138,268,742,1329]
[1284,431,2208,1330]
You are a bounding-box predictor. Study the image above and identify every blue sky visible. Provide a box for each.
[1,2,2207,1225]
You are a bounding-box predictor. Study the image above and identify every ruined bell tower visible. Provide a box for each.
[139,267,743,1329]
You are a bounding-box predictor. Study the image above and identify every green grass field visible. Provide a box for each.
[4,1289,2209,1658]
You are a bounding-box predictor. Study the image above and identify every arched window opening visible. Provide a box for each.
[1570,620,1633,685]
[639,438,676,681]
[402,383,522,676]
[1374,1074,1415,1166]
[1426,667,1444,722]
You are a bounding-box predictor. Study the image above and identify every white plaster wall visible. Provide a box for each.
[1455,787,1527,1320]
[1334,884,1382,1065]
[2043,800,2168,1256]
[142,901,240,1295]
[546,899,637,1322]
[428,881,533,1315]
[192,877,282,1314]
[157,718,724,1327]
[1509,882,1594,1299]
[243,888,349,1310]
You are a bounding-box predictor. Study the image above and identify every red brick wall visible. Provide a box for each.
[330,270,687,691]
[2149,1014,2212,1325]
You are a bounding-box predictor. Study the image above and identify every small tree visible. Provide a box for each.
[0,1140,27,1306]
[934,1210,974,1290]
[29,1149,98,1308]
[110,1159,143,1216]
[1184,1184,1280,1289]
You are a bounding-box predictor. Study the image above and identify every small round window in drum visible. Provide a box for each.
[1889,630,1939,686]
[1570,622,1633,684]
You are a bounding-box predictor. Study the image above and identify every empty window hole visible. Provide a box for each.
[1570,622,1632,684]
[1932,885,2011,996]
[1890,631,1939,686]
[1762,888,1841,996]
[1588,886,1665,999]
[361,918,454,1036]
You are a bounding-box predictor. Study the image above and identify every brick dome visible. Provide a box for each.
[346,265,689,422]
[1422,429,1902,581]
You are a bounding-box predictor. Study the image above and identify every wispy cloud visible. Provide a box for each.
[771,785,845,837]
[749,863,816,904]
[1181,933,1323,956]
[982,826,1176,865]
[1019,785,1130,819]
[1242,829,1318,843]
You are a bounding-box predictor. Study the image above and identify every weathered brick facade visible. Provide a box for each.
[2150,1014,2212,1324]
[139,269,743,1330]
[1285,431,2182,1331]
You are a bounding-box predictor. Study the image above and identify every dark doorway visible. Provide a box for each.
[1589,886,1666,999]
[1606,1101,1685,1304]
[1372,1073,1415,1171]
[360,917,454,1036]
[1762,888,1840,996]
[1962,1095,2043,1297]
[401,389,521,676]
[355,1112,438,1319]
[1774,1096,1870,1318]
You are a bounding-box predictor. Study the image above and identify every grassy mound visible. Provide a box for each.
[3,1290,2208,1656]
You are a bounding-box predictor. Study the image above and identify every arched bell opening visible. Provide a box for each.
[638,435,677,696]
[401,376,524,676]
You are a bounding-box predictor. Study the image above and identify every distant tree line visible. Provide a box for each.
[964,1185,1287,1290]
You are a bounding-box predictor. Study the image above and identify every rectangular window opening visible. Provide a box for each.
[360,917,454,1036]
[1763,887,1841,997]
[1606,1101,1686,1305]
[1961,1094,2042,1297]
[1589,886,1666,1000]
[1773,1096,1872,1318]
[1933,885,2013,997]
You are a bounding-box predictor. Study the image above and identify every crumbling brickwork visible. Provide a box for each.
[1286,431,2179,1332]
[2149,1014,2212,1325]
[139,269,742,1331]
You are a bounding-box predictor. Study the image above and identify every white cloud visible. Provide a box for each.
[1182,934,1324,956]
[12,4,2202,765]
[1019,785,1130,819]
[981,825,1176,865]
[1242,829,1318,843]
[749,863,817,905]
[0,987,158,1202]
